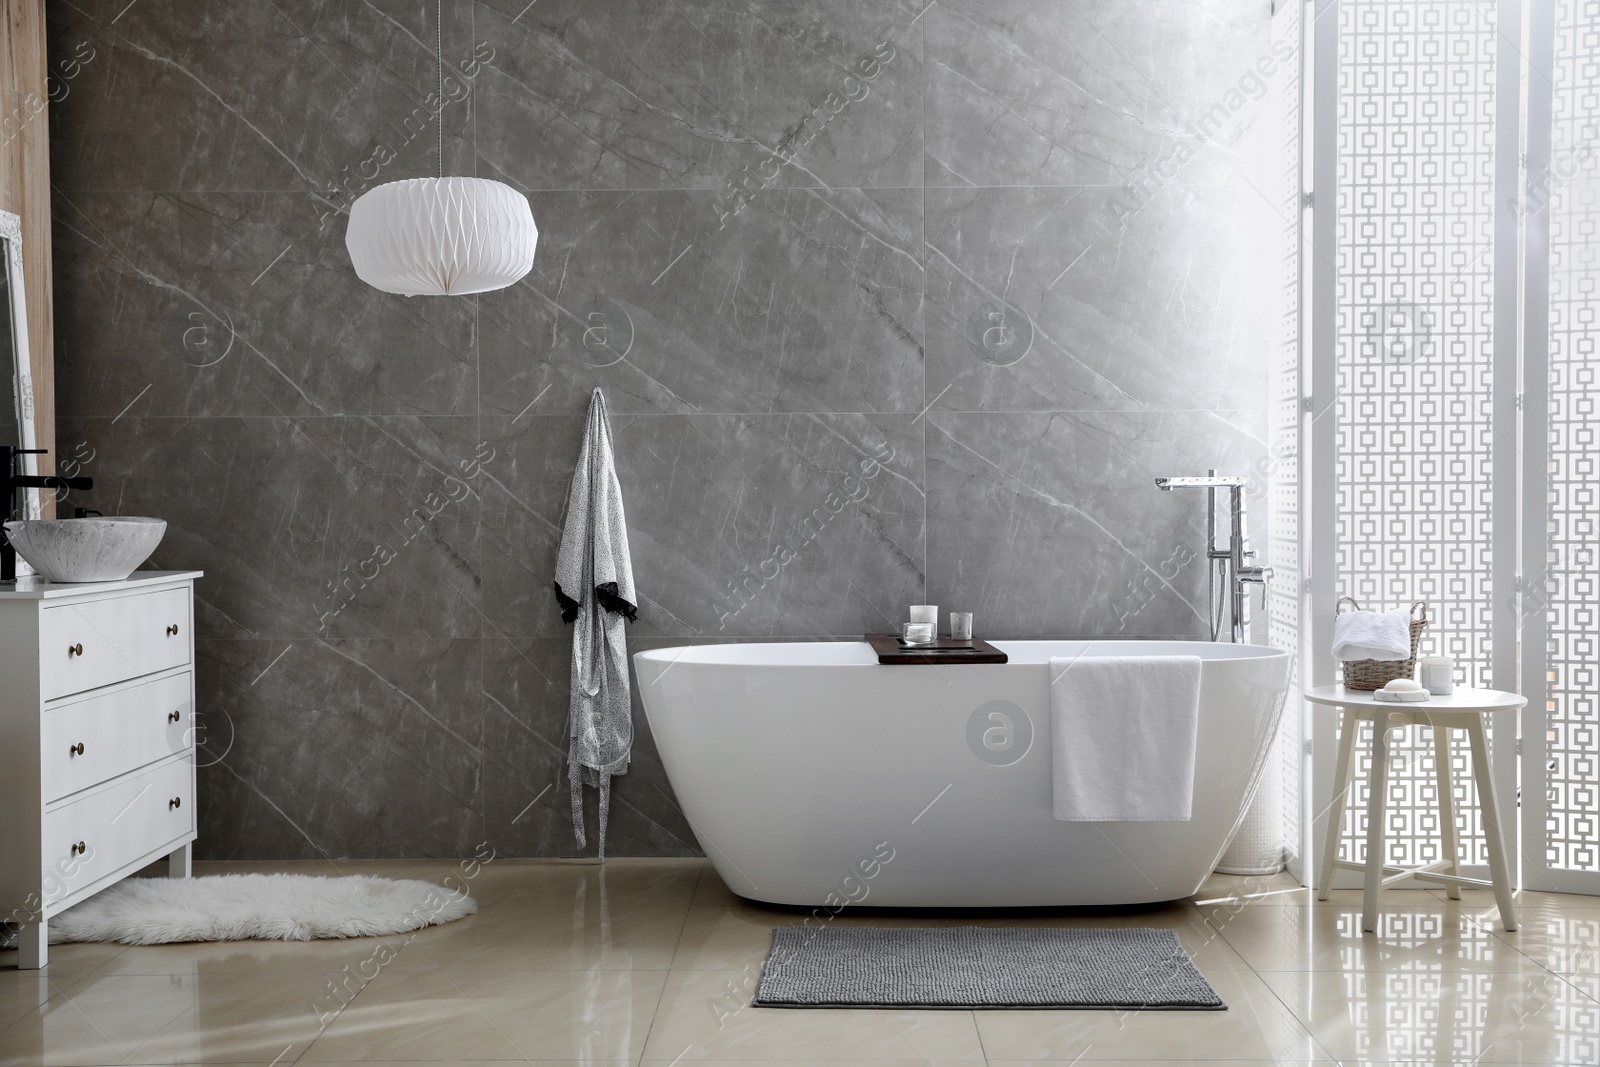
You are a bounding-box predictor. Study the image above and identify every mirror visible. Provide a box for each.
[1,208,41,527]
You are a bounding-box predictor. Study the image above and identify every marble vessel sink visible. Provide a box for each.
[2,517,167,582]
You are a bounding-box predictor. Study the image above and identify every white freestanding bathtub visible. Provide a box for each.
[635,640,1291,907]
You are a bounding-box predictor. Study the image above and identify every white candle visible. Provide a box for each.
[1419,657,1455,696]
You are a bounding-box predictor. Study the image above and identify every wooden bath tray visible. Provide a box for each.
[866,634,1008,665]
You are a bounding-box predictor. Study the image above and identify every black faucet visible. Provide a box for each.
[2,446,94,582]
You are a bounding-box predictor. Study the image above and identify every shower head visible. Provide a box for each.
[1154,475,1246,491]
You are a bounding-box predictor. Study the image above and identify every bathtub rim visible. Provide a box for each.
[634,638,1291,669]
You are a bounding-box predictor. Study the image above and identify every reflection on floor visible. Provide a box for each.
[0,859,1596,1065]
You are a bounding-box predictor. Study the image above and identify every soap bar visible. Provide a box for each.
[1374,677,1429,702]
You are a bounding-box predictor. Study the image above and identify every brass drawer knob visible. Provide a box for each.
[168,710,181,723]
[166,624,179,636]
[69,742,84,756]
[70,841,86,856]
[67,643,83,657]
[169,796,182,810]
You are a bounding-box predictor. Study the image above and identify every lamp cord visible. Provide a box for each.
[436,0,444,179]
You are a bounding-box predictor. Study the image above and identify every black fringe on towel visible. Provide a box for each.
[553,580,638,624]
[596,582,639,623]
[554,581,582,623]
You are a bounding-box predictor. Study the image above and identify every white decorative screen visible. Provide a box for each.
[1268,0,1304,864]
[1334,0,1498,869]
[1543,0,1600,875]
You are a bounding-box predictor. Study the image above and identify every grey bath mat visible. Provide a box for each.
[752,926,1225,1010]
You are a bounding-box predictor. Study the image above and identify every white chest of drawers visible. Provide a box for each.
[0,571,202,968]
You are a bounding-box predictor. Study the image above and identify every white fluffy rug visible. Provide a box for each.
[47,874,478,945]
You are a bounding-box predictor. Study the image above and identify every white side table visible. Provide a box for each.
[1306,684,1525,933]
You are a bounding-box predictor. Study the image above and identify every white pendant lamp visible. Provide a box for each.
[345,2,536,296]
[348,177,536,295]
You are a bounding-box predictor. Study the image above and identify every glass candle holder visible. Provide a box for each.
[902,621,934,645]
[949,612,973,642]
[909,605,938,631]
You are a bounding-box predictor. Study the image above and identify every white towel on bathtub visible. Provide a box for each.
[1049,655,1202,822]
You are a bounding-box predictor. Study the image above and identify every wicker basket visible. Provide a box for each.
[1337,596,1427,690]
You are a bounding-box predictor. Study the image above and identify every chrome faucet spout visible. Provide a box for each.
[1154,475,1246,490]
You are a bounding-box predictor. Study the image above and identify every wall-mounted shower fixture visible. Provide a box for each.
[1155,470,1272,643]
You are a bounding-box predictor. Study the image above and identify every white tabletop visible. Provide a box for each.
[0,569,203,600]
[1304,684,1527,713]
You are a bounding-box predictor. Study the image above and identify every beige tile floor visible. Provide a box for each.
[1,858,1597,1065]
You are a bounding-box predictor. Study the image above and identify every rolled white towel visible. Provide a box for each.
[1332,608,1412,661]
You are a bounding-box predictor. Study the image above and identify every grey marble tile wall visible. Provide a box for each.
[46,0,1280,859]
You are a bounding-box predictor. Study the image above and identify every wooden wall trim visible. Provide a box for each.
[0,0,54,512]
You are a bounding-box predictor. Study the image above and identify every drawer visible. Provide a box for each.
[41,587,191,699]
[42,673,194,803]
[42,758,192,895]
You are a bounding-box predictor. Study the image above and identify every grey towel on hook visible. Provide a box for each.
[553,388,637,860]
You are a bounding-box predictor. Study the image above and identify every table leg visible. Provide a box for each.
[1318,709,1360,900]
[1364,711,1393,933]
[1467,716,1519,931]
[1432,720,1461,900]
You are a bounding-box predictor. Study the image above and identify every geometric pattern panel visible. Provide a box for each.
[1544,0,1600,873]
[1269,0,1304,863]
[1335,0,1498,868]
